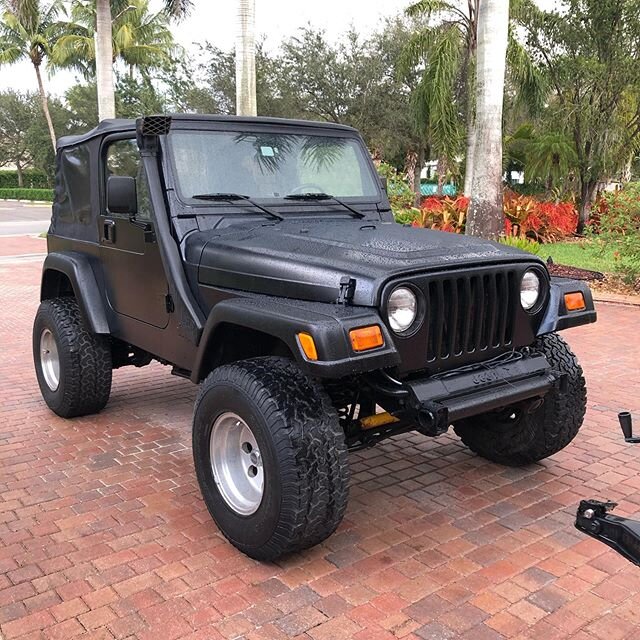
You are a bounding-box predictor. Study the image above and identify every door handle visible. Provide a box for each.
[103,219,116,243]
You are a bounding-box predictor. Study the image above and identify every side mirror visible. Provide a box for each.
[107,175,137,215]
[379,176,388,194]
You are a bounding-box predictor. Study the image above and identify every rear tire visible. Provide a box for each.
[192,357,349,561]
[453,333,586,466]
[33,298,112,418]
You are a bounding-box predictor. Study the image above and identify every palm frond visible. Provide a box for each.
[507,31,547,115]
[423,25,464,154]
[164,0,191,19]
[398,26,437,74]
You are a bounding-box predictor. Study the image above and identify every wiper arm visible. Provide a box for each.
[284,192,366,219]
[191,193,284,221]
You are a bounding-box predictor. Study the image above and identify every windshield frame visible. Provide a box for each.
[162,122,385,208]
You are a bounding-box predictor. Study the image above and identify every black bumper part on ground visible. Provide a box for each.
[575,500,640,567]
[404,353,556,435]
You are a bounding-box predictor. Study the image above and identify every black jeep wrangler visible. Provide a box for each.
[33,115,596,560]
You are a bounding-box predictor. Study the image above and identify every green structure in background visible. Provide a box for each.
[421,183,457,196]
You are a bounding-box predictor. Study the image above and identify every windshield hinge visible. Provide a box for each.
[165,294,175,314]
[336,277,356,305]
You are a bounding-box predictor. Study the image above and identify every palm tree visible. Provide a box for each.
[403,0,478,195]
[88,0,190,121]
[0,0,61,149]
[53,0,174,81]
[525,132,578,192]
[94,0,113,120]
[466,0,509,239]
[403,0,544,197]
[236,0,256,116]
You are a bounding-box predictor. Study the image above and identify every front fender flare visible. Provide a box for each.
[191,296,401,382]
[41,251,110,334]
[537,277,597,335]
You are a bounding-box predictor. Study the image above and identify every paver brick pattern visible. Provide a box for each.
[1,258,640,640]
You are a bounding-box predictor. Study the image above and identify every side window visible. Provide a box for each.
[56,145,91,224]
[105,139,152,221]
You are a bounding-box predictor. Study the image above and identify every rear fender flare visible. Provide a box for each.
[40,252,110,334]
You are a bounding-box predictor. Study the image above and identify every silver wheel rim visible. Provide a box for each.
[40,328,60,391]
[209,412,264,515]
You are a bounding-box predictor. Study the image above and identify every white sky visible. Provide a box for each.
[0,0,413,97]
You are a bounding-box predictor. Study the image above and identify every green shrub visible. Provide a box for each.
[597,184,640,282]
[0,170,50,189]
[0,188,54,201]
[498,235,543,255]
[377,162,415,213]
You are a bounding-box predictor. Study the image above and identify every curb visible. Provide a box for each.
[0,199,52,204]
[592,292,640,307]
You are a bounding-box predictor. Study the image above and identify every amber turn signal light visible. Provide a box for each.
[564,292,586,312]
[350,325,384,352]
[297,333,318,360]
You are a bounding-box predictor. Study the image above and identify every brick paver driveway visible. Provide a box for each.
[1,256,640,640]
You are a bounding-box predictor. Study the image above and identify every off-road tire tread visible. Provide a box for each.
[194,357,349,560]
[453,333,586,466]
[34,298,112,418]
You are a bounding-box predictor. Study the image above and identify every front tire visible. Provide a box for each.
[33,298,112,418]
[192,357,350,561]
[453,333,586,466]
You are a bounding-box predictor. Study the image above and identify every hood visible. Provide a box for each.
[189,219,541,306]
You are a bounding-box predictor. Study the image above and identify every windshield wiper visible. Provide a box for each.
[191,193,284,221]
[284,192,366,219]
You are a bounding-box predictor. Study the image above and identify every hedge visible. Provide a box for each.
[0,170,50,189]
[0,188,54,201]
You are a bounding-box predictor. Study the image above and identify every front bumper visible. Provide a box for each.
[366,351,558,439]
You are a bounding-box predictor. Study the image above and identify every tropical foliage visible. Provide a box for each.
[595,184,640,282]
[516,0,640,232]
[52,0,175,79]
[410,191,578,242]
[0,0,62,148]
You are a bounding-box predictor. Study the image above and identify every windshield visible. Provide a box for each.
[168,130,379,201]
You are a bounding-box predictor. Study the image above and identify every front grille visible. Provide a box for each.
[424,270,518,362]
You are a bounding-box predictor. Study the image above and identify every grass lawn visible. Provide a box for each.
[540,240,619,274]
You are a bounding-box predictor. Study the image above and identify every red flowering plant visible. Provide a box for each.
[411,191,577,243]
[503,192,577,242]
[414,196,469,233]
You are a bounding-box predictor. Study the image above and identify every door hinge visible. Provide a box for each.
[336,276,356,305]
[165,294,175,313]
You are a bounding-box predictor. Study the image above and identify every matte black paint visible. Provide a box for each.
[43,114,597,390]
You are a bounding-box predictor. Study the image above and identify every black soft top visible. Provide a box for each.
[57,114,358,149]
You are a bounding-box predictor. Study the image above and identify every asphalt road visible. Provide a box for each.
[0,200,51,236]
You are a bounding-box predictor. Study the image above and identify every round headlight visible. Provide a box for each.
[520,270,541,310]
[388,287,417,333]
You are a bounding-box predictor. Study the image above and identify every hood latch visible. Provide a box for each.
[336,277,356,305]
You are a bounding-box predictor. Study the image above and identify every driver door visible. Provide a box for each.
[99,137,169,329]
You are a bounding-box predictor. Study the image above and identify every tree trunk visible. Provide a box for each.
[577,177,596,235]
[414,144,425,207]
[466,0,509,240]
[16,160,24,188]
[622,155,633,183]
[95,0,116,121]
[463,102,476,196]
[436,157,447,196]
[33,63,57,151]
[404,149,417,193]
[236,0,257,116]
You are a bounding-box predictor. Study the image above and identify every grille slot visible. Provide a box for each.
[425,270,517,362]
